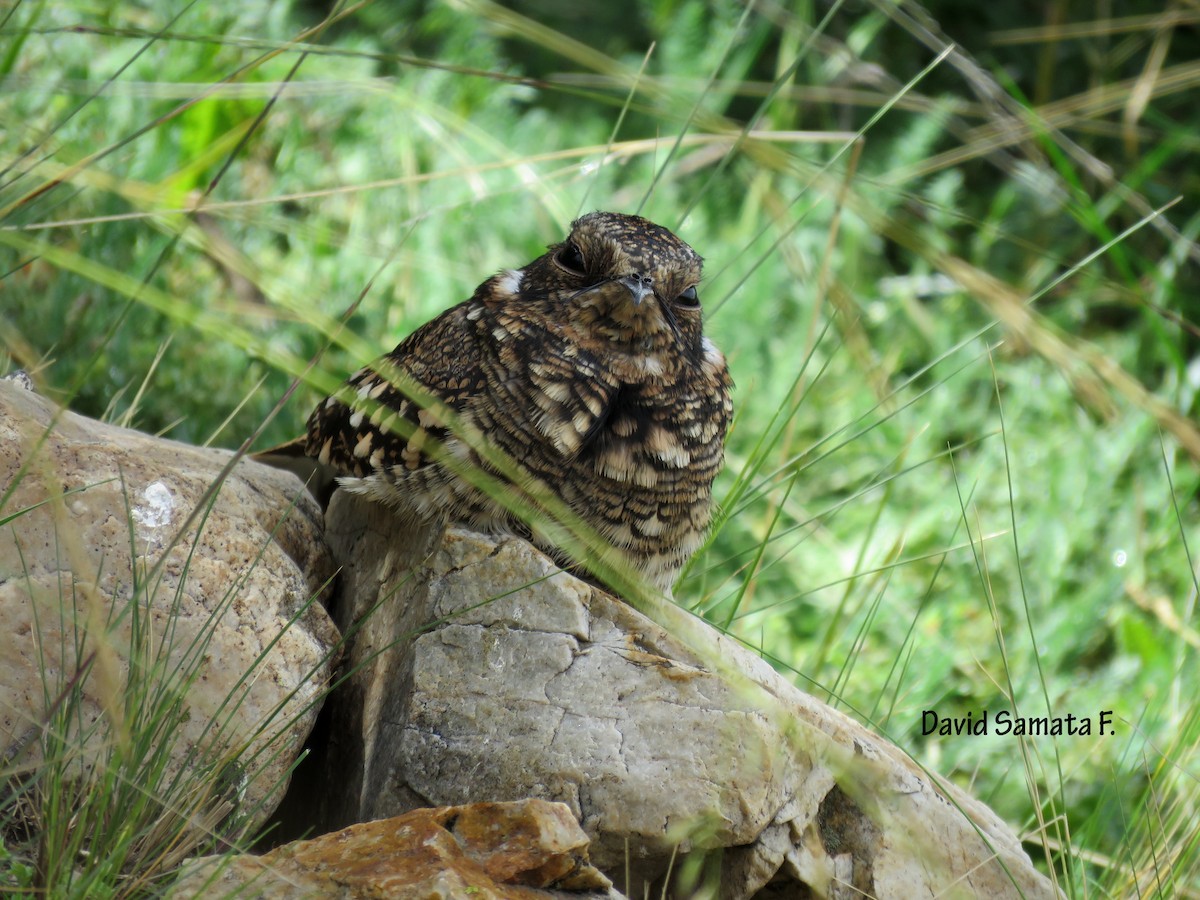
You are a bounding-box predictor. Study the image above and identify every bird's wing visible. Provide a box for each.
[484,313,618,461]
[305,302,485,477]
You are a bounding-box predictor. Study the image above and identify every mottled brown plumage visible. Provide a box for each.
[306,211,732,592]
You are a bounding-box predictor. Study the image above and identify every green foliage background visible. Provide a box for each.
[3,0,1199,894]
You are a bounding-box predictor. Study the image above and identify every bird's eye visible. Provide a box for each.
[676,285,700,307]
[555,242,587,275]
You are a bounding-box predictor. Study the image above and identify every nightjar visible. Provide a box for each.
[305,211,732,593]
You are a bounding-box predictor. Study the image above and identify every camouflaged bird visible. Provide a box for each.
[305,211,732,593]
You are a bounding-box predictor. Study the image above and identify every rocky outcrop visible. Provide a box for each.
[290,490,1058,899]
[170,798,622,899]
[0,379,339,839]
[0,377,1058,897]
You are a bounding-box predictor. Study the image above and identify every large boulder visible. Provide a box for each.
[0,379,339,842]
[290,490,1057,898]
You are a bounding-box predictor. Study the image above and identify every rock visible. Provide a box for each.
[1,369,35,392]
[295,490,1058,898]
[0,381,339,842]
[170,798,623,899]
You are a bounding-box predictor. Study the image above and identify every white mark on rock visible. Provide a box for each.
[131,481,175,529]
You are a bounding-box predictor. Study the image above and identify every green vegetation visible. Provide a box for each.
[3,0,1198,895]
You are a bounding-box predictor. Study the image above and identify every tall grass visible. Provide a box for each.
[2,0,1198,894]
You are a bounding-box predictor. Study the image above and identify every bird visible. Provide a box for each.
[301,211,732,594]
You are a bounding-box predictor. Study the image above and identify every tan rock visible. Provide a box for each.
[0,380,339,840]
[300,491,1058,898]
[170,798,622,899]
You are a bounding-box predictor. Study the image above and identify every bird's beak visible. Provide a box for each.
[619,274,653,307]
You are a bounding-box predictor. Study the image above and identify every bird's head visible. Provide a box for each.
[512,211,707,355]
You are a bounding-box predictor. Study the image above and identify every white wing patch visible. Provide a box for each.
[496,268,525,296]
[701,336,726,374]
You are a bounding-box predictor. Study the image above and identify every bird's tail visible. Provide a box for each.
[251,437,338,507]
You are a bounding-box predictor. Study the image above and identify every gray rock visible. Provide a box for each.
[303,490,1057,898]
[0,381,339,841]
